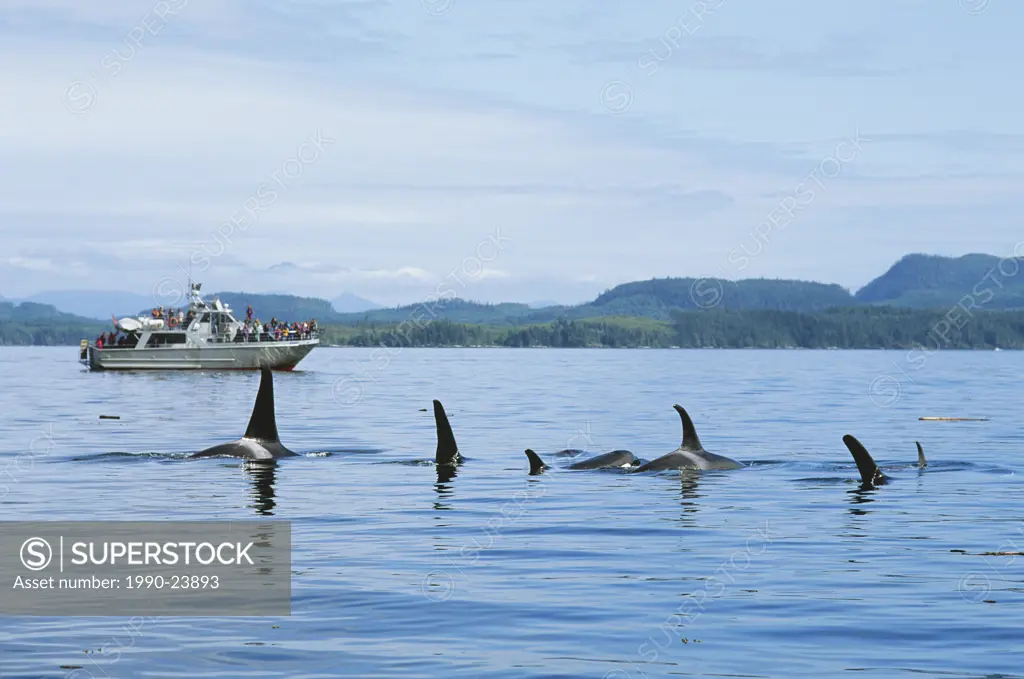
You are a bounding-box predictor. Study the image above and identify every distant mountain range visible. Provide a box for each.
[16,290,173,321]
[3,289,382,320]
[331,253,1024,325]
[4,253,1023,330]
[330,292,380,313]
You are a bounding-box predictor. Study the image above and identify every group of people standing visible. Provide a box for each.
[234,305,318,342]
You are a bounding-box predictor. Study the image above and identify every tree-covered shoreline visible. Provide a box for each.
[9,308,1024,349]
[318,308,1024,350]
[8,305,1024,349]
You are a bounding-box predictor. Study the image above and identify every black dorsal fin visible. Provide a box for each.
[843,434,885,486]
[525,449,547,475]
[244,366,279,442]
[433,400,460,465]
[673,405,703,450]
[916,441,927,468]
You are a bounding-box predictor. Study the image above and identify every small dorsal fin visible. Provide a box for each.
[433,400,460,465]
[243,366,279,442]
[673,405,703,450]
[525,449,547,475]
[843,434,885,486]
[916,441,927,468]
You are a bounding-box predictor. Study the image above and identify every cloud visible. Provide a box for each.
[0,0,1020,304]
[264,261,437,281]
[6,256,59,272]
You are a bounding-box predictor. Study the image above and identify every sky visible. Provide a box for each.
[1,0,1022,307]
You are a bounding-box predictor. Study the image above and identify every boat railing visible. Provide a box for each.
[206,330,320,344]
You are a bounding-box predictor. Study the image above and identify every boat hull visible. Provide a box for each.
[86,339,318,371]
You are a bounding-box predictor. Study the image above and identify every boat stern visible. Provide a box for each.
[256,337,319,370]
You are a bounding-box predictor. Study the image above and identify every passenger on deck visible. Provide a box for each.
[243,321,251,342]
[246,305,253,322]
[254,320,263,341]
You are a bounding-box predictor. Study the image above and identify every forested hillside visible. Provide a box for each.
[0,302,105,346]
[855,253,1024,308]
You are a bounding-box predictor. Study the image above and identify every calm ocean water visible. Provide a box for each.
[0,346,1021,678]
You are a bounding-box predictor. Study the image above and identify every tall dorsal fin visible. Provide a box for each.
[843,434,885,486]
[244,366,279,442]
[433,400,460,465]
[673,405,703,450]
[916,441,927,468]
[524,449,547,475]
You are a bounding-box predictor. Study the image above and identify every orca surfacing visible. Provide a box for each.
[842,435,927,487]
[433,400,463,481]
[191,366,298,461]
[524,449,637,474]
[633,405,743,472]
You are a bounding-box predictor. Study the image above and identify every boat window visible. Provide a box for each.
[145,333,187,346]
[199,313,211,323]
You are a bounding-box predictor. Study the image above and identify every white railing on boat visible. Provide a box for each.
[207,331,319,344]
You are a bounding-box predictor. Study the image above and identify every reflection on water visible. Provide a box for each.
[245,460,278,515]
[435,464,458,485]
[679,469,702,500]
[433,472,456,512]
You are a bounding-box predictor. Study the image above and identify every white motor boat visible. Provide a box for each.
[79,282,319,371]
